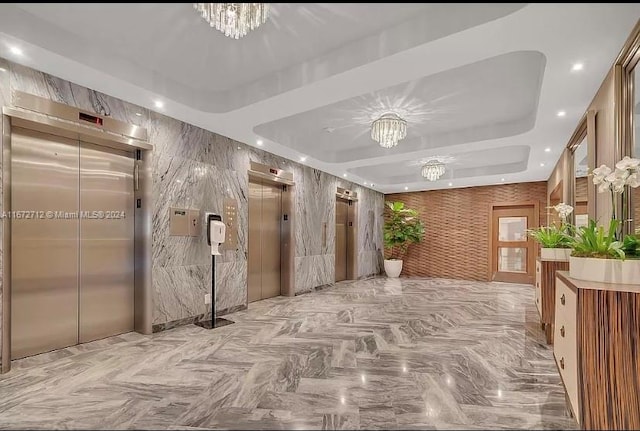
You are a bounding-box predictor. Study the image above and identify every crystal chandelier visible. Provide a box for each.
[371,113,407,148]
[194,3,270,39]
[421,160,446,181]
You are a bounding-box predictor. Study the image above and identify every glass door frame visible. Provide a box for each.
[488,202,539,284]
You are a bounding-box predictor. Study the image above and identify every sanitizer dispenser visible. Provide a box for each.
[207,215,225,256]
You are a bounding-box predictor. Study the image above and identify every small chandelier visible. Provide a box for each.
[421,160,446,181]
[371,113,407,148]
[194,3,270,39]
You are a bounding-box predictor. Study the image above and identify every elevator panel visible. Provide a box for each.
[79,142,135,343]
[248,179,282,302]
[11,128,79,359]
[335,198,349,282]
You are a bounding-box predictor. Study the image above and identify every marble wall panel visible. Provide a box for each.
[0,58,384,343]
[10,63,149,129]
[295,255,335,295]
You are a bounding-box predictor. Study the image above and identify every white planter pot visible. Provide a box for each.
[384,259,403,278]
[540,248,571,262]
[569,256,640,285]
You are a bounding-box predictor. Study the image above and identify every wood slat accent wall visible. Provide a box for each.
[387,181,547,281]
[578,289,640,430]
[541,260,569,325]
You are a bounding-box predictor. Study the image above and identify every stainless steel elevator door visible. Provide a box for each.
[11,128,80,359]
[335,198,349,282]
[79,142,134,342]
[247,179,282,302]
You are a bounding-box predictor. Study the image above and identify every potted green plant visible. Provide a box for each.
[569,220,640,284]
[528,202,575,261]
[569,156,640,284]
[383,201,425,278]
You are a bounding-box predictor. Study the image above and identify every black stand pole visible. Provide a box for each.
[195,221,234,330]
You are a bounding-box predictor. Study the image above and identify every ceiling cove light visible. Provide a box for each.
[194,3,269,39]
[256,139,263,146]
[154,100,164,109]
[9,46,23,56]
[299,156,307,162]
[371,112,407,148]
[421,160,446,182]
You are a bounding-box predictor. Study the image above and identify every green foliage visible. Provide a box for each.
[383,201,425,260]
[571,219,625,260]
[528,225,574,249]
[622,234,640,259]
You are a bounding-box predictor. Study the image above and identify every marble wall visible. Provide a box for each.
[0,59,384,351]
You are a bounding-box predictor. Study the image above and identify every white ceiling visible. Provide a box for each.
[0,3,639,193]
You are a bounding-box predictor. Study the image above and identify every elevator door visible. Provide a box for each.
[335,198,349,282]
[79,142,135,343]
[11,128,79,359]
[11,128,135,359]
[248,179,282,302]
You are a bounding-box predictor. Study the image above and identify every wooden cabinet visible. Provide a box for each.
[554,272,640,430]
[536,258,569,344]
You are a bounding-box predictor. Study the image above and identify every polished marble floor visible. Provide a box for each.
[0,277,577,430]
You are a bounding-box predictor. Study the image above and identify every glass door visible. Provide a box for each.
[491,205,536,284]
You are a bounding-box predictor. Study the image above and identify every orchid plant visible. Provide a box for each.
[528,203,575,248]
[592,156,640,239]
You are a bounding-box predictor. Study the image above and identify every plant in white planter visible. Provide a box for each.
[383,201,425,278]
[569,220,640,284]
[569,156,640,284]
[528,203,574,261]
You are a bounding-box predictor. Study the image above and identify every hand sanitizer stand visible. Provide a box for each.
[195,213,234,329]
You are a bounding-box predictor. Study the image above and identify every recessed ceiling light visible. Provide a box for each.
[571,63,584,72]
[540,162,545,167]
[364,182,368,185]
[404,186,408,191]
[448,182,453,187]
[135,112,142,117]
[299,156,307,162]
[256,140,263,146]
[557,110,566,117]
[9,46,23,56]
[501,178,505,182]
[545,147,551,152]
[154,100,164,109]
[343,173,347,177]
[371,183,374,187]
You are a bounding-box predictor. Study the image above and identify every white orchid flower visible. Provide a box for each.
[552,203,574,219]
[627,172,640,188]
[605,171,626,194]
[598,181,610,193]
[615,156,640,171]
[592,164,612,185]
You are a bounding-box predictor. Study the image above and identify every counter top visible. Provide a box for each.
[557,271,640,294]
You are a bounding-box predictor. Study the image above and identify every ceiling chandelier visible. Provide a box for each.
[194,3,270,39]
[421,160,446,181]
[371,113,407,148]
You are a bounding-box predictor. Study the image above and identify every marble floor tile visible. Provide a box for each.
[0,277,577,430]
